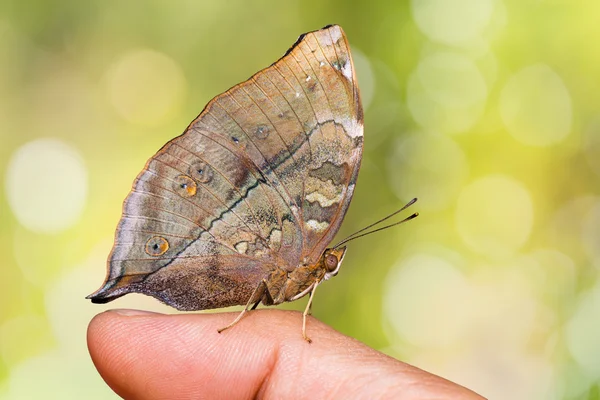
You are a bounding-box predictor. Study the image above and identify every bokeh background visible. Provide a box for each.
[1,0,599,398]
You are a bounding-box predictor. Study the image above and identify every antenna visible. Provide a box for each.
[332,198,418,249]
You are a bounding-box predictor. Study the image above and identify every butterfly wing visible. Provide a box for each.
[282,26,363,264]
[88,125,284,310]
[87,25,362,310]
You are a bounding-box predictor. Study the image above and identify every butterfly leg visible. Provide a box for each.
[302,280,320,343]
[250,283,275,310]
[217,279,267,334]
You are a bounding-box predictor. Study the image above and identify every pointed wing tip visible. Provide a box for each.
[285,24,346,56]
[86,288,111,303]
[87,291,126,304]
[322,24,342,31]
[87,294,110,304]
[86,280,128,304]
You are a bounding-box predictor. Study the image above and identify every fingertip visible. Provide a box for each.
[87,311,123,366]
[87,310,161,361]
[86,310,295,399]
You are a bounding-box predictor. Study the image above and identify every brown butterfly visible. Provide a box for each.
[88,24,416,342]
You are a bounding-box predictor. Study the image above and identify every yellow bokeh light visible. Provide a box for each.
[5,139,88,234]
[420,259,556,399]
[566,281,600,381]
[499,64,572,146]
[410,0,495,45]
[456,175,533,258]
[411,347,556,400]
[383,253,472,348]
[407,52,488,134]
[387,132,469,211]
[105,49,187,126]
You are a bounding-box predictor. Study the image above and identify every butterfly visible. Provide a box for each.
[88,24,416,342]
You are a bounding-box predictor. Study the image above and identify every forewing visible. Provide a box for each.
[193,25,363,266]
[279,25,364,263]
[88,25,362,310]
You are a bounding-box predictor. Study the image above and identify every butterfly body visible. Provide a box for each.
[88,25,363,324]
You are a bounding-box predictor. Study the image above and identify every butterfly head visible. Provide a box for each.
[322,247,347,281]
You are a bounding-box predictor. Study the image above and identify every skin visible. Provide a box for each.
[87,309,486,400]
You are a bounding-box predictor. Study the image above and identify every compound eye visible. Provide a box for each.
[325,254,338,272]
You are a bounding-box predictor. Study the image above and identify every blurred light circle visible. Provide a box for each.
[407,52,488,134]
[582,201,600,268]
[411,0,494,45]
[499,64,572,146]
[352,48,375,111]
[566,282,600,380]
[559,361,593,400]
[468,263,541,349]
[444,351,556,400]
[387,132,469,211]
[5,139,88,234]
[456,175,533,258]
[383,253,471,348]
[106,49,186,126]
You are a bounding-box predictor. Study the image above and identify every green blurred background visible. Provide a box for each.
[1,0,599,398]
